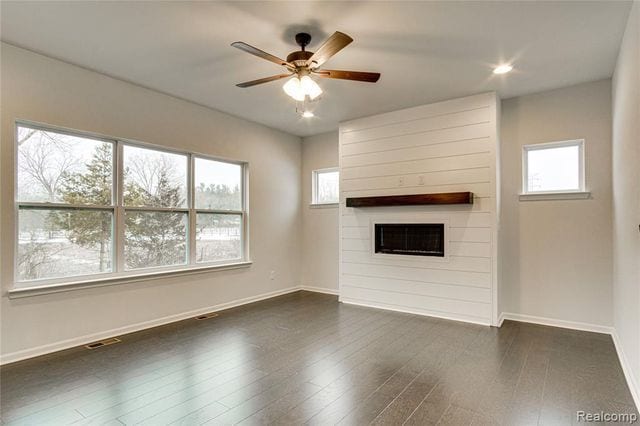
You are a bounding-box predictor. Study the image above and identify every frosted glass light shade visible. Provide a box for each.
[283,76,322,101]
[283,77,305,101]
[300,76,322,100]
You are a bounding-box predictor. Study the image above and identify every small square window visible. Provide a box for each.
[522,140,585,194]
[312,168,339,205]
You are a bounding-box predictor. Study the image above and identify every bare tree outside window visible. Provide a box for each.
[122,145,188,270]
[15,123,247,287]
[17,127,114,282]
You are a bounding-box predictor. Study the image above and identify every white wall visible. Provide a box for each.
[339,93,500,325]
[0,44,302,362]
[612,0,640,406]
[500,80,613,328]
[301,132,339,293]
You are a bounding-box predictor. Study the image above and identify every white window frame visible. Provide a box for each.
[521,139,589,200]
[311,167,339,206]
[12,120,250,295]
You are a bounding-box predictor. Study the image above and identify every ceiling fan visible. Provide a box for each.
[231,31,380,102]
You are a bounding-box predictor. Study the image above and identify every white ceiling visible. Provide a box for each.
[0,1,632,137]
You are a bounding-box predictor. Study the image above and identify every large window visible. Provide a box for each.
[15,123,247,288]
[311,167,339,205]
[522,140,585,194]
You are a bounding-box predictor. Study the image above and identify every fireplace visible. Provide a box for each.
[374,223,445,257]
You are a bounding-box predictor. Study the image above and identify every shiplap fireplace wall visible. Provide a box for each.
[339,92,500,326]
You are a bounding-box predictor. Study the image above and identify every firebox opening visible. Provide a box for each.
[374,223,445,257]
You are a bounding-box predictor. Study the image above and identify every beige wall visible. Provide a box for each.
[501,79,613,327]
[301,132,339,292]
[0,44,302,362]
[612,0,640,406]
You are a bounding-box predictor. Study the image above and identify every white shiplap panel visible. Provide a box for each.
[341,168,491,192]
[341,263,491,287]
[341,275,492,303]
[341,251,491,273]
[341,138,492,168]
[341,152,491,180]
[342,125,492,156]
[449,227,492,243]
[449,242,491,258]
[341,226,370,239]
[341,212,492,228]
[340,286,491,320]
[339,92,498,326]
[340,92,493,133]
[342,107,490,144]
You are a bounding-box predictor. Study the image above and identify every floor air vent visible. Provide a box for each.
[195,312,219,320]
[85,337,121,350]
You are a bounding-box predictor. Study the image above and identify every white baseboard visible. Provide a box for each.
[340,297,491,326]
[611,329,640,410]
[499,312,613,334]
[0,286,302,365]
[299,285,339,295]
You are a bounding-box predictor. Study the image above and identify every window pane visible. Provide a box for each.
[17,125,113,204]
[194,158,242,210]
[124,211,187,270]
[316,170,339,204]
[195,213,242,263]
[18,208,113,282]
[527,145,580,192]
[123,145,187,208]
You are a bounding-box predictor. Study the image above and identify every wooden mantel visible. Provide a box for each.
[345,192,473,208]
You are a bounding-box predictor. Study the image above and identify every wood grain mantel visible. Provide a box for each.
[345,192,474,208]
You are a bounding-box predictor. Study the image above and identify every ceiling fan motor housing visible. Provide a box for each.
[287,32,315,68]
[286,50,314,67]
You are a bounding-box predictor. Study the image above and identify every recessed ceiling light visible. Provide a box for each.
[302,111,314,118]
[493,64,513,74]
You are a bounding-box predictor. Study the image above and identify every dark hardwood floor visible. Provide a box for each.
[1,291,637,425]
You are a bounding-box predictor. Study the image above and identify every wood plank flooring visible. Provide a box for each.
[1,291,637,425]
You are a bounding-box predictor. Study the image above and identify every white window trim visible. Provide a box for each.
[13,120,251,294]
[311,167,339,206]
[521,139,587,200]
[8,261,253,299]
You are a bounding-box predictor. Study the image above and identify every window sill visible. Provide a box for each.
[519,191,591,201]
[309,203,339,209]
[7,261,253,299]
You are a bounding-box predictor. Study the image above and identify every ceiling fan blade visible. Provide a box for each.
[231,42,295,68]
[236,73,293,88]
[305,31,353,68]
[313,69,380,83]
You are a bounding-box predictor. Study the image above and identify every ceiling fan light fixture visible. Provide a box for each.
[302,110,314,118]
[283,75,322,101]
[283,77,305,101]
[300,75,323,100]
[493,64,513,74]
